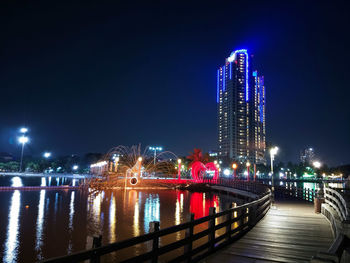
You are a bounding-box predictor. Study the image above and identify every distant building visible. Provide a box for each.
[217,49,266,164]
[300,148,315,164]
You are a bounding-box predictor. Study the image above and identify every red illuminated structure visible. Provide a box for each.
[191,161,219,183]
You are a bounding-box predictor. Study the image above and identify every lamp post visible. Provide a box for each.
[177,159,181,181]
[232,163,237,179]
[18,134,29,172]
[254,164,257,181]
[270,146,279,199]
[114,156,119,172]
[246,161,251,181]
[149,146,163,165]
[138,157,142,177]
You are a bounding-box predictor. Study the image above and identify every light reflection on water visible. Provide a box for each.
[11,177,23,187]
[35,189,46,260]
[0,188,238,263]
[3,190,21,263]
[143,194,160,233]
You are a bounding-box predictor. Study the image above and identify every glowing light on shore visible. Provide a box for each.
[90,161,108,168]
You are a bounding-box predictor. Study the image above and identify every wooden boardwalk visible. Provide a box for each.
[203,200,334,263]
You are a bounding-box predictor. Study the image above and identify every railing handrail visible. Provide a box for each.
[41,181,271,263]
[324,187,349,221]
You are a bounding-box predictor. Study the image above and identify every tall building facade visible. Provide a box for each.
[300,147,315,164]
[217,49,266,164]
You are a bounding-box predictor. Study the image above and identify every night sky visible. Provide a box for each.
[1,1,349,166]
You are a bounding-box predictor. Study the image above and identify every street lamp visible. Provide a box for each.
[232,163,237,179]
[313,161,321,169]
[149,146,163,165]
[72,165,79,172]
[20,127,28,133]
[177,159,181,180]
[43,152,51,158]
[18,135,29,172]
[246,161,251,181]
[270,146,279,199]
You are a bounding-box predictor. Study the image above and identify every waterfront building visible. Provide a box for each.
[217,49,266,164]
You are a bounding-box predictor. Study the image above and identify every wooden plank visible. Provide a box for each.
[204,200,334,263]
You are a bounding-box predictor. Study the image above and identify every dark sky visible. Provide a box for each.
[1,1,349,166]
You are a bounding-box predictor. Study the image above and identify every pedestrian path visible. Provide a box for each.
[203,200,333,263]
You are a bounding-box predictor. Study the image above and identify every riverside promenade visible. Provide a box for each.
[204,200,333,263]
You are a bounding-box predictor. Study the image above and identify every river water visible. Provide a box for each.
[0,176,240,262]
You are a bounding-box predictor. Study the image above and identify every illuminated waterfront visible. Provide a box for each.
[0,177,241,262]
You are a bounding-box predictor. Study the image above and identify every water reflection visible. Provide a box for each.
[67,191,75,253]
[0,188,236,262]
[35,189,46,260]
[11,177,23,187]
[144,194,160,232]
[3,190,21,263]
[69,191,75,229]
[109,194,116,242]
[133,196,140,236]
[88,191,103,235]
[190,192,218,219]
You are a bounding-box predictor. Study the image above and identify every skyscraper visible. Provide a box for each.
[217,49,266,164]
[300,147,315,164]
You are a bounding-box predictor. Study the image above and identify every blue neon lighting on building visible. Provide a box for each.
[229,62,232,79]
[228,49,249,101]
[217,69,220,103]
[253,70,257,77]
[223,66,226,91]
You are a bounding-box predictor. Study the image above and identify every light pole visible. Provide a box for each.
[246,161,251,181]
[177,159,181,180]
[254,164,257,181]
[232,163,237,179]
[270,146,279,199]
[18,134,29,172]
[138,157,142,177]
[149,146,163,165]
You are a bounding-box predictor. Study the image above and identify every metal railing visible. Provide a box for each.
[41,181,271,263]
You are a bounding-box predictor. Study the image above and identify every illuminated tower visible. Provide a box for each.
[217,49,266,164]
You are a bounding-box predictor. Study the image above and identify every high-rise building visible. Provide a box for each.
[300,147,315,164]
[217,49,266,164]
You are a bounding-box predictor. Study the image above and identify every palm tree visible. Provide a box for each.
[187,148,209,168]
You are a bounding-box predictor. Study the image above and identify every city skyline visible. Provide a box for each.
[0,1,349,166]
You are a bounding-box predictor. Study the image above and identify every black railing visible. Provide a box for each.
[41,181,271,263]
[274,185,318,202]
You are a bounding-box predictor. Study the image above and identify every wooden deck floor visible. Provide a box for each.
[203,200,334,263]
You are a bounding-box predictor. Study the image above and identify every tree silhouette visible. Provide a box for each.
[187,148,209,168]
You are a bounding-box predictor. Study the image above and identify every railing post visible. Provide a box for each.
[209,207,216,252]
[249,203,258,227]
[90,235,102,263]
[150,221,160,263]
[184,213,194,262]
[226,203,233,242]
